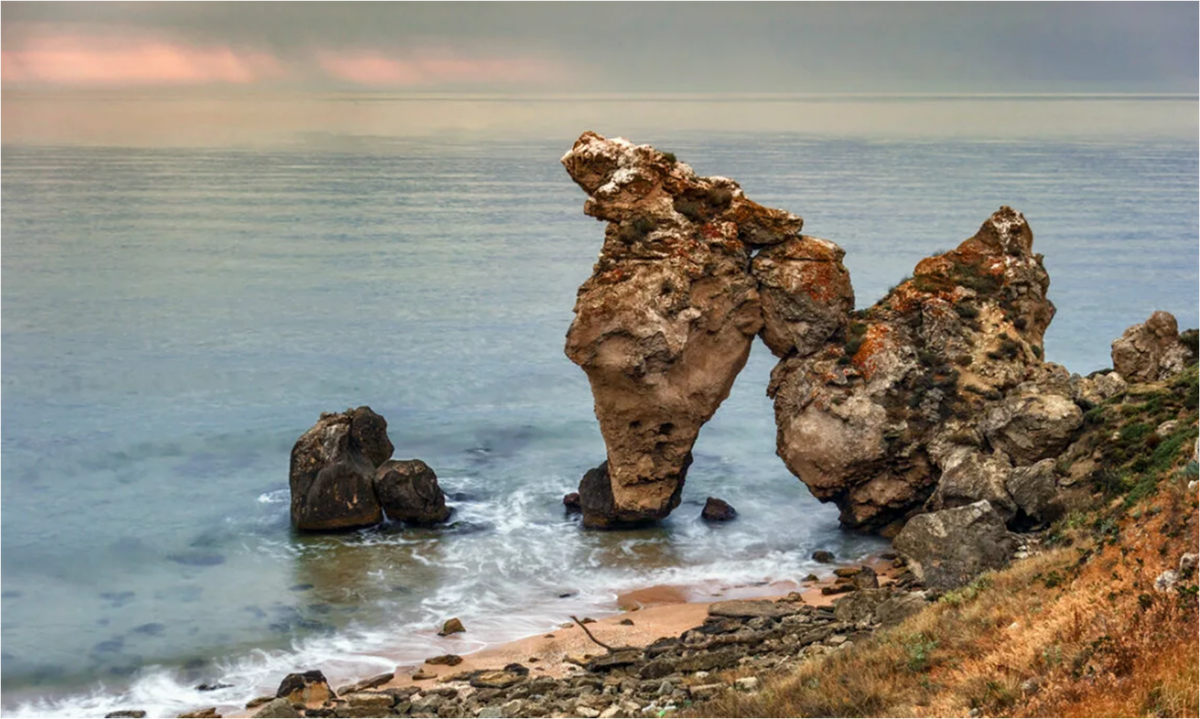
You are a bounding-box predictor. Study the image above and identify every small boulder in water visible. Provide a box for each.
[275,669,334,705]
[700,497,737,522]
[374,459,451,525]
[105,712,147,719]
[563,492,582,513]
[811,550,835,564]
[438,617,466,636]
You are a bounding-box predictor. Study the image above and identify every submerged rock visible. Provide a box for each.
[770,207,1061,533]
[893,501,1016,590]
[374,459,451,525]
[289,408,390,531]
[562,132,849,528]
[1111,310,1196,382]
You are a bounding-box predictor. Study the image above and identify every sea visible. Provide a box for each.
[2,95,1197,717]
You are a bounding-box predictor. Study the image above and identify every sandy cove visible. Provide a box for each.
[228,557,901,718]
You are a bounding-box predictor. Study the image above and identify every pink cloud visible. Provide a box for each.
[315,50,562,87]
[2,33,285,86]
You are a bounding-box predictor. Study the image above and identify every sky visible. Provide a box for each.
[3,2,1197,94]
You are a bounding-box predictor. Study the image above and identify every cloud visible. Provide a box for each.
[314,49,563,87]
[2,31,285,86]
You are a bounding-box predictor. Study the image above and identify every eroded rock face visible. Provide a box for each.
[562,132,850,528]
[289,408,389,531]
[374,459,451,525]
[893,500,1016,590]
[770,207,1062,533]
[1111,311,1195,382]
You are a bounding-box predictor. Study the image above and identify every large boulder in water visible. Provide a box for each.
[289,407,391,531]
[769,207,1062,533]
[561,132,851,528]
[374,459,451,525]
[893,500,1016,590]
[1111,311,1196,383]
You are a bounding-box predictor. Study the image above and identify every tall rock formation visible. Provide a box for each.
[1111,311,1197,382]
[561,132,851,527]
[769,207,1068,534]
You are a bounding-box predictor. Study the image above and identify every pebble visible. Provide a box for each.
[734,676,761,692]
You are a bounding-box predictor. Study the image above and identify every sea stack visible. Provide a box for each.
[561,132,851,528]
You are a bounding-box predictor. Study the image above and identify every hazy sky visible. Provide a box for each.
[3,2,1197,94]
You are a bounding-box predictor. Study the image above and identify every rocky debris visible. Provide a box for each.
[425,654,463,666]
[562,132,850,528]
[894,501,1017,590]
[177,709,219,718]
[811,550,835,563]
[289,408,391,531]
[770,207,1061,533]
[700,497,737,522]
[104,712,147,719]
[276,670,335,705]
[1111,311,1195,382]
[1180,553,1198,577]
[246,587,930,719]
[245,696,275,709]
[438,618,465,636]
[925,449,1017,522]
[335,672,394,696]
[374,459,451,525]
[252,698,301,719]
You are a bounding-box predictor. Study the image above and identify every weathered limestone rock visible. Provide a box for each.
[289,408,390,531]
[770,207,1060,532]
[1070,370,1127,407]
[893,501,1016,590]
[374,459,451,525]
[274,670,334,708]
[925,448,1017,522]
[981,391,1082,466]
[252,699,299,719]
[1112,311,1195,382]
[562,132,849,527]
[1006,458,1063,527]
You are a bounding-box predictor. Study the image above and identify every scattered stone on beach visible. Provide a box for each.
[411,669,436,681]
[802,573,819,582]
[894,500,1016,590]
[289,408,389,531]
[562,132,840,528]
[426,653,463,666]
[470,669,526,689]
[853,565,880,590]
[438,617,466,636]
[275,669,334,705]
[700,497,737,522]
[104,712,146,719]
[708,599,804,620]
[1111,310,1195,382]
[177,708,219,719]
[811,550,835,563]
[832,567,861,578]
[374,459,451,525]
[619,618,635,626]
[335,671,394,695]
[252,698,300,719]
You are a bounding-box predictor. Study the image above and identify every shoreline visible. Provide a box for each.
[223,556,899,718]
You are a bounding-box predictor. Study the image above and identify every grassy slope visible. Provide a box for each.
[688,365,1199,718]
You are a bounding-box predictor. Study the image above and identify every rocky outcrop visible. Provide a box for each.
[770,207,1067,533]
[374,459,451,525]
[289,408,450,532]
[893,500,1016,590]
[289,408,389,531]
[1111,311,1196,382]
[561,132,850,528]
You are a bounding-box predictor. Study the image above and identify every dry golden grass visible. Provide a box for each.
[686,449,1199,718]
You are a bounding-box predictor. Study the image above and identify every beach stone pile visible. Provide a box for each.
[246,590,928,719]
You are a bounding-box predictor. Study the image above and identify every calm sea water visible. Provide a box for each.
[2,125,1197,716]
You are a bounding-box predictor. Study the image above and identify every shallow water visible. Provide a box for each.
[2,127,1196,716]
